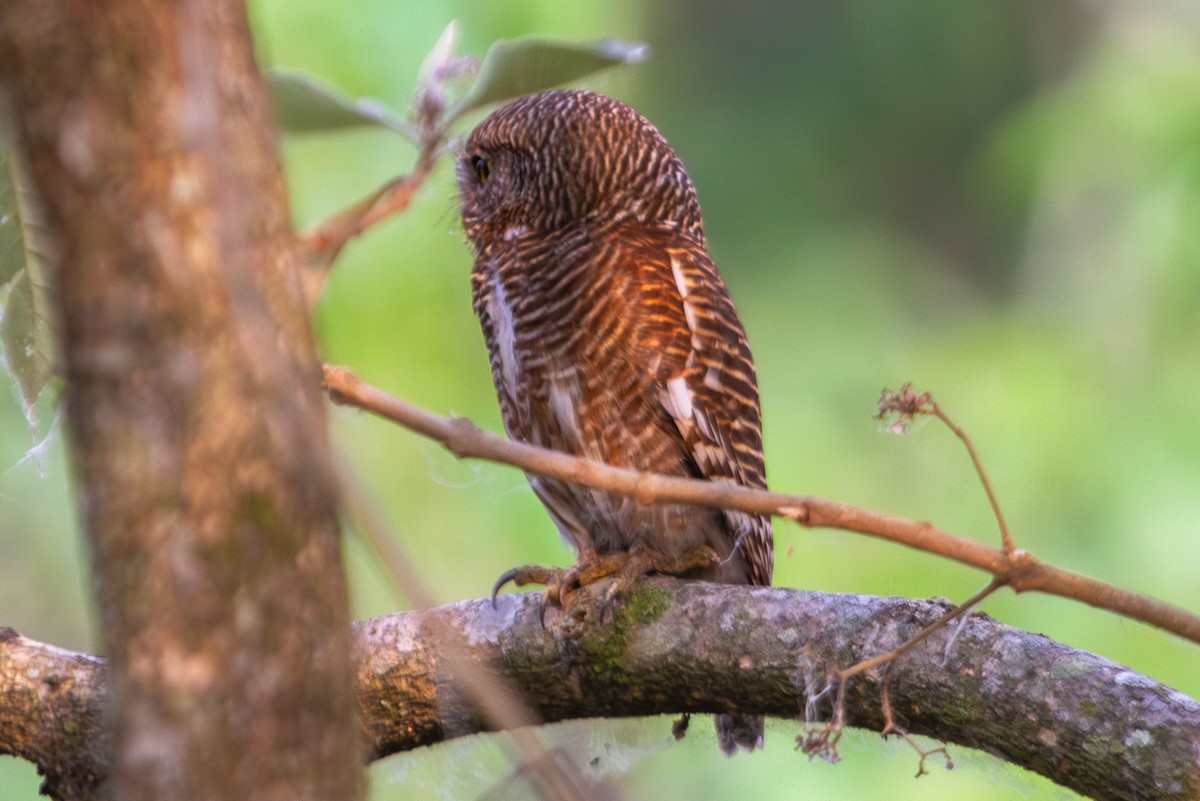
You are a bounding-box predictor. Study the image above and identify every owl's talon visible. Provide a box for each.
[598,581,626,624]
[491,564,557,608]
[594,542,725,621]
[491,550,630,621]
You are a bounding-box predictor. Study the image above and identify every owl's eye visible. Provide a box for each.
[470,154,490,184]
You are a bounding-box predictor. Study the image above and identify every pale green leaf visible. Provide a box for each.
[449,37,649,123]
[268,68,417,139]
[0,133,27,287]
[0,121,60,449]
[1,269,55,424]
[418,20,461,86]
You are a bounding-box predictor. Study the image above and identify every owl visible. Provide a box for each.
[458,89,772,754]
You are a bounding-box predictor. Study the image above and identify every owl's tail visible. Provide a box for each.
[715,713,764,755]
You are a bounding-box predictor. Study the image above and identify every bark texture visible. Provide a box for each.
[357,583,1200,801]
[0,3,363,800]
[3,586,1198,801]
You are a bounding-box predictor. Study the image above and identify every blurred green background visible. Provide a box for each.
[3,1,1198,799]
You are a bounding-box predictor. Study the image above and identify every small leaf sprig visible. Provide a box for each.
[266,23,648,304]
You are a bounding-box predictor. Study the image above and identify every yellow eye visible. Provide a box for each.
[471,155,490,184]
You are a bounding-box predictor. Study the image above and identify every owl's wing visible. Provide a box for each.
[626,231,774,586]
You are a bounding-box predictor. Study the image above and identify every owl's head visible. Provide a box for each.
[458,89,704,251]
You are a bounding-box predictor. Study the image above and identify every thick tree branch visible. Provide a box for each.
[366,585,1200,801]
[4,586,1198,801]
[323,364,1200,646]
[0,628,110,801]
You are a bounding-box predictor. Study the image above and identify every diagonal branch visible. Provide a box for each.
[295,148,439,307]
[335,447,622,801]
[321,364,1200,646]
[5,585,1199,801]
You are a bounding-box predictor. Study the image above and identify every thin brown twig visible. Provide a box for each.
[842,580,1005,689]
[800,581,1001,766]
[291,37,476,309]
[870,392,1011,769]
[931,404,1015,554]
[865,582,1001,763]
[876,384,1014,554]
[322,363,1200,646]
[878,689,948,773]
[296,149,439,307]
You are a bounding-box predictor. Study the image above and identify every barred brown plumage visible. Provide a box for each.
[458,89,773,754]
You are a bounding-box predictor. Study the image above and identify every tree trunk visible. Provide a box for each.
[0,3,364,800]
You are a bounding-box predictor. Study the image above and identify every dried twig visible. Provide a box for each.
[293,30,471,307]
[296,146,442,308]
[322,363,1200,646]
[804,385,1025,769]
[801,580,1002,766]
[877,384,1014,553]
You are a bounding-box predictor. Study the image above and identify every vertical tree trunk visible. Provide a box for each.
[0,3,364,800]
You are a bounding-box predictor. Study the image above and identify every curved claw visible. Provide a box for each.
[490,545,719,620]
[491,563,556,608]
[490,568,520,607]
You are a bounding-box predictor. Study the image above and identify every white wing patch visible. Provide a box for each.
[664,374,694,422]
[665,253,741,476]
[547,371,584,451]
[670,251,690,301]
[664,253,706,433]
[693,405,719,442]
[487,272,520,402]
[669,252,700,333]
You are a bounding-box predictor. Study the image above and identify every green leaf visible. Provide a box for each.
[450,37,649,122]
[268,69,417,139]
[0,267,56,439]
[0,134,28,287]
[0,121,59,449]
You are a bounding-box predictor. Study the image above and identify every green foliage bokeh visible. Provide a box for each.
[2,2,1198,799]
